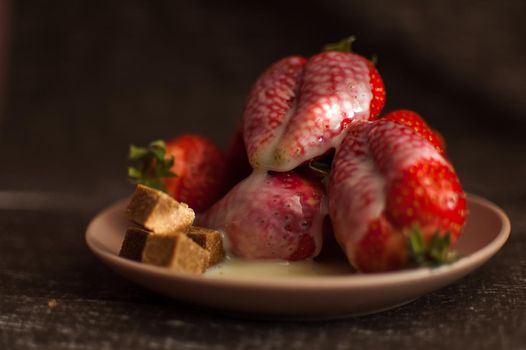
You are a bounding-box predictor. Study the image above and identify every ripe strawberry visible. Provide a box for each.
[383,109,445,154]
[329,119,467,272]
[243,37,385,172]
[128,135,226,212]
[222,126,253,194]
[197,171,326,261]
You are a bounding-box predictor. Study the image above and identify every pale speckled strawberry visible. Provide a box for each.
[197,171,326,261]
[329,119,467,272]
[243,44,385,172]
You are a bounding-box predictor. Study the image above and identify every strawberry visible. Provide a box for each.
[222,126,253,194]
[243,37,385,172]
[197,171,326,261]
[329,119,467,272]
[383,109,446,154]
[128,135,226,212]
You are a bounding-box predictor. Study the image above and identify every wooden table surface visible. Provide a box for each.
[1,1,525,349]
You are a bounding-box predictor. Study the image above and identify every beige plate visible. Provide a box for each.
[85,194,510,320]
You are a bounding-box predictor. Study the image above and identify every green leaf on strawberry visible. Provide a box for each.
[324,35,356,53]
[408,227,458,268]
[127,139,177,193]
[324,36,380,65]
[307,151,335,190]
[371,54,379,66]
[308,159,332,177]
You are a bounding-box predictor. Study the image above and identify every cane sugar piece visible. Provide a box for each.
[141,233,210,274]
[126,184,195,234]
[119,227,150,261]
[187,226,225,266]
[119,227,210,275]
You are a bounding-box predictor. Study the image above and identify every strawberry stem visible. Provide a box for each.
[371,54,379,66]
[324,36,356,53]
[308,159,331,176]
[307,151,335,189]
[408,228,458,268]
[127,139,177,193]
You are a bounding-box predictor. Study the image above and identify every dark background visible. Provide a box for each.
[1,1,525,349]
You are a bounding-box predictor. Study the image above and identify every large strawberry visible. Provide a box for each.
[222,126,253,194]
[383,109,446,154]
[197,171,326,261]
[243,37,385,172]
[128,135,226,212]
[329,118,467,272]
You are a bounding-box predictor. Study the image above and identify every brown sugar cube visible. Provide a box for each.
[141,234,210,274]
[186,226,225,266]
[119,227,150,261]
[126,184,195,234]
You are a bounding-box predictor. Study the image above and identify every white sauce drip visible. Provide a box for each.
[205,256,353,279]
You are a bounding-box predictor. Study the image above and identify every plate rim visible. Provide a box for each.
[85,193,511,290]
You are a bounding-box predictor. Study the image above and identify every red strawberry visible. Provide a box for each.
[329,119,467,272]
[128,135,226,212]
[383,109,445,154]
[197,171,326,261]
[366,62,385,119]
[243,37,385,172]
[222,126,253,194]
[164,135,226,211]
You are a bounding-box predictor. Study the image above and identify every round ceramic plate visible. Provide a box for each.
[85,194,510,320]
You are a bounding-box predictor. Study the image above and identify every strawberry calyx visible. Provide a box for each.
[308,158,332,177]
[307,150,335,189]
[370,54,379,66]
[127,139,177,193]
[323,35,356,53]
[309,149,335,173]
[308,160,330,190]
[324,36,379,66]
[408,227,458,268]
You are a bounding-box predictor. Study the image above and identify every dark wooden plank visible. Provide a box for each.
[0,193,524,349]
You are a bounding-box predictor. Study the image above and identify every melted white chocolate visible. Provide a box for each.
[205,256,354,279]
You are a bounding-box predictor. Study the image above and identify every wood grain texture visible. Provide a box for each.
[0,209,524,349]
